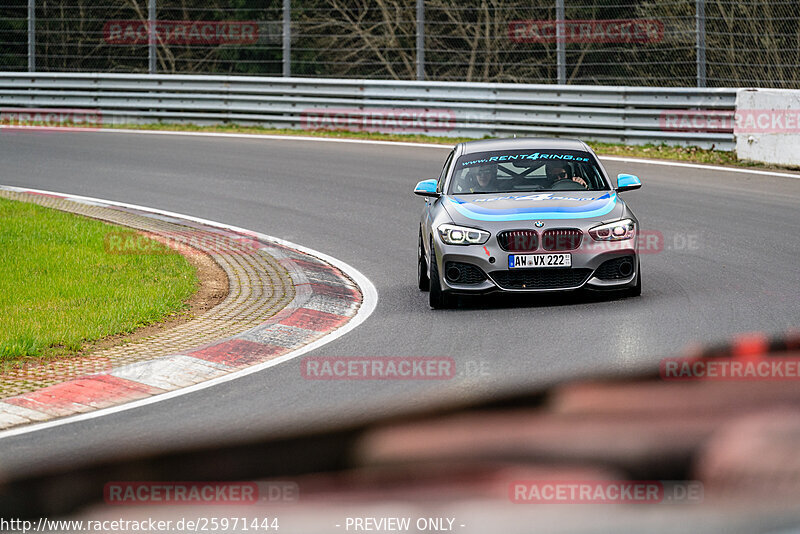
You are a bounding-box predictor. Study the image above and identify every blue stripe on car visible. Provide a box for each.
[447,193,617,221]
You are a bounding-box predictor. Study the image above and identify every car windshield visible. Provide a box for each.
[449,149,609,194]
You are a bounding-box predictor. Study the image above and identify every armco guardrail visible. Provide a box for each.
[0,73,736,149]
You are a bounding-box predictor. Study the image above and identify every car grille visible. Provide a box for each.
[542,229,583,251]
[497,230,538,252]
[490,268,592,290]
[594,256,636,280]
[444,262,487,285]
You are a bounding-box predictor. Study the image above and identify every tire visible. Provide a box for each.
[429,246,452,309]
[418,232,430,291]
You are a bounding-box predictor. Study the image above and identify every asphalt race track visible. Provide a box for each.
[1,130,799,477]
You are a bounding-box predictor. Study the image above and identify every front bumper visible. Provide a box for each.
[434,235,638,294]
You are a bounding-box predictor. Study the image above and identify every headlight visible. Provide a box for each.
[589,218,636,241]
[438,224,490,245]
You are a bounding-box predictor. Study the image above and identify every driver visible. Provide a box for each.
[546,162,588,188]
[470,163,498,193]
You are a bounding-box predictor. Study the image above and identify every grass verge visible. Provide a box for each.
[0,197,198,364]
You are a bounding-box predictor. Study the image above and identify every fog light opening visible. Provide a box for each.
[446,266,462,282]
[618,259,634,277]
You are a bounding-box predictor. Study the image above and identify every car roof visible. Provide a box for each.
[457,137,589,155]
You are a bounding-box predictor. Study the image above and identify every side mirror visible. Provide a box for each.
[616,173,642,192]
[414,179,439,198]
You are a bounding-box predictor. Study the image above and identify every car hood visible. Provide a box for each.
[443,191,622,223]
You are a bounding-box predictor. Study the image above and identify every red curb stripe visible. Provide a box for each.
[281,257,340,275]
[5,375,162,416]
[254,301,303,327]
[309,282,360,300]
[279,308,349,332]
[189,339,288,367]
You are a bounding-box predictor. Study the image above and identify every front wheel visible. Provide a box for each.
[429,247,452,309]
[418,232,429,291]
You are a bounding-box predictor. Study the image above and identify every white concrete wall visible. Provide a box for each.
[736,89,800,167]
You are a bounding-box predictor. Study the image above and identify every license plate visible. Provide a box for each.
[508,253,572,269]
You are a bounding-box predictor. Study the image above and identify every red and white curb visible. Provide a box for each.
[0,186,378,437]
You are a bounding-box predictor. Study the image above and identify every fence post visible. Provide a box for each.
[27,0,35,72]
[556,0,566,84]
[148,0,156,74]
[696,0,706,87]
[283,0,291,77]
[416,0,425,80]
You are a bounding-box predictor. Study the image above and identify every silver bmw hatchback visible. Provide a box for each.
[415,138,642,309]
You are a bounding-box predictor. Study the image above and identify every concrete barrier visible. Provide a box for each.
[735,89,800,167]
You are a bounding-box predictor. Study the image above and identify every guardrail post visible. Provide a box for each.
[148,0,156,74]
[556,0,566,85]
[27,0,35,72]
[283,0,291,77]
[416,0,425,80]
[696,0,706,87]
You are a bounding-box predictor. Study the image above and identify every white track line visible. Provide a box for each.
[58,127,800,179]
[599,155,800,180]
[0,185,378,440]
[99,127,448,149]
